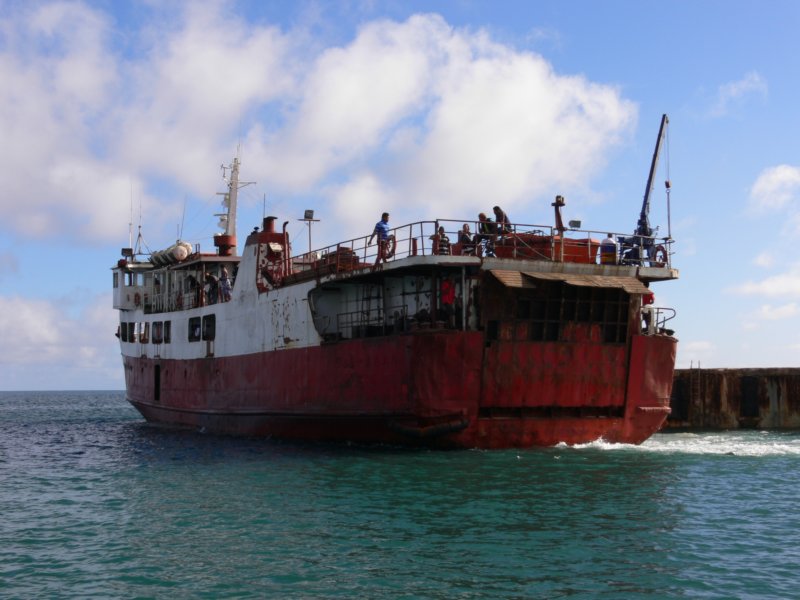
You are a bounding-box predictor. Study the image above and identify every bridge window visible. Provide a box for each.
[188,317,201,342]
[152,321,163,344]
[202,315,216,341]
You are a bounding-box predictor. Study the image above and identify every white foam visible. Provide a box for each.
[559,431,800,457]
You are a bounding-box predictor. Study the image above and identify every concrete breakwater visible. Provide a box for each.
[666,368,800,430]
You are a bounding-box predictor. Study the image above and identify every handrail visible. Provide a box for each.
[290,219,675,273]
[642,306,676,336]
[134,219,675,315]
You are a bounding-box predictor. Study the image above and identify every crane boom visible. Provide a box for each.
[636,114,669,238]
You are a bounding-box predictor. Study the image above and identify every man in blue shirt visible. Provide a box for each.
[368,212,393,264]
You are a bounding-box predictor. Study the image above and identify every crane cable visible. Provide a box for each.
[665,122,672,241]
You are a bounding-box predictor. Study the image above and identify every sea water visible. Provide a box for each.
[1,391,799,599]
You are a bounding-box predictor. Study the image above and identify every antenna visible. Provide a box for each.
[299,209,320,254]
[128,179,134,250]
[133,190,144,256]
[179,195,187,241]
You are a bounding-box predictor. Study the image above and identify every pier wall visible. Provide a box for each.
[666,368,800,430]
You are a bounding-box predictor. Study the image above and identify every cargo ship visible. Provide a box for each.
[113,116,678,447]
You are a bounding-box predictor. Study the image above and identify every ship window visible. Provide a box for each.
[128,322,136,342]
[188,317,201,342]
[152,321,163,344]
[113,273,119,289]
[516,299,531,319]
[163,320,171,343]
[202,315,216,341]
[576,287,591,322]
[139,322,149,344]
[486,320,499,342]
[518,281,629,344]
[531,299,546,320]
[120,322,128,342]
[562,299,576,320]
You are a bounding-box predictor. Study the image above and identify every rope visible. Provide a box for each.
[665,122,672,241]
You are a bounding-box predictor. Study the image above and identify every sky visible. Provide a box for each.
[1,0,799,390]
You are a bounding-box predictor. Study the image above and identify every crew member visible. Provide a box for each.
[368,212,392,265]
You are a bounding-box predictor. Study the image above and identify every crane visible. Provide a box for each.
[621,114,670,265]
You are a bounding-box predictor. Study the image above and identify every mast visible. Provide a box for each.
[215,154,254,257]
[225,156,240,239]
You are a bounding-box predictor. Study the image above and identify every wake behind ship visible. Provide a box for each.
[113,116,678,448]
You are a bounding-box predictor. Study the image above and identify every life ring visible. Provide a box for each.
[176,293,183,309]
[383,235,396,259]
[652,244,667,268]
[134,292,141,306]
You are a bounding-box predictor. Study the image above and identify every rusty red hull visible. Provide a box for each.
[124,331,675,448]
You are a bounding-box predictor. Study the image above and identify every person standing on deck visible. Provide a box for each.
[475,213,496,257]
[493,206,511,235]
[429,226,451,255]
[440,276,456,328]
[459,224,475,255]
[368,212,393,265]
[219,268,232,302]
[600,233,619,265]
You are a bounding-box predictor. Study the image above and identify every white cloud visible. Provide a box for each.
[401,49,635,214]
[733,263,800,299]
[752,251,774,268]
[677,340,715,368]
[257,14,444,192]
[710,71,768,117]
[525,26,563,50]
[115,3,293,188]
[0,2,292,244]
[0,6,636,248]
[0,294,118,374]
[0,2,126,240]
[749,164,800,212]
[249,14,636,238]
[754,303,799,320]
[330,172,394,224]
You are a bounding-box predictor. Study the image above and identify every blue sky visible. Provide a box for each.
[1,0,798,390]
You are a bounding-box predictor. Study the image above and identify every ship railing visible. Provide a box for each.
[335,304,409,338]
[290,220,675,275]
[434,219,675,268]
[642,306,676,336]
[140,287,206,314]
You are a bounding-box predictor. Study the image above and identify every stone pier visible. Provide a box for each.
[666,368,800,430]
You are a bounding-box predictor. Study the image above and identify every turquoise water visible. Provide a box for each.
[2,392,800,599]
